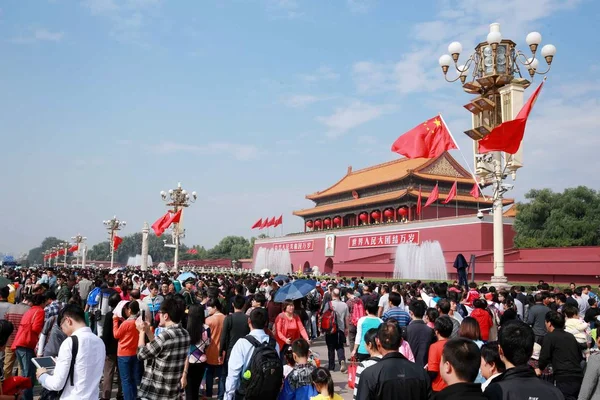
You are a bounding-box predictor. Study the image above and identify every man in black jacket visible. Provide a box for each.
[433,337,486,400]
[406,300,434,367]
[538,310,583,400]
[484,320,563,400]
[356,322,430,400]
[220,295,250,378]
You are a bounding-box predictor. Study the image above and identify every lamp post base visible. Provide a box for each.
[490,275,511,289]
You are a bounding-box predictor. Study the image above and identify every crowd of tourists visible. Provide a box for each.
[0,266,599,400]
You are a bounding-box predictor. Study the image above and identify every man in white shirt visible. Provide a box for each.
[225,308,280,400]
[36,304,105,400]
[377,285,390,317]
[480,341,506,391]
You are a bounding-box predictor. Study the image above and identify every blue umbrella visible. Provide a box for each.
[274,275,289,283]
[274,279,317,302]
[177,271,196,281]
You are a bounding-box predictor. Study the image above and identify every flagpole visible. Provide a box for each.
[439,113,488,201]
[436,181,439,220]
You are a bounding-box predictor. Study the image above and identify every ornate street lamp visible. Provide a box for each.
[103,216,126,270]
[71,234,87,268]
[438,23,556,287]
[159,183,197,271]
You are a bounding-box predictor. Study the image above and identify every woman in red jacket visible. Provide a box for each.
[12,294,45,400]
[470,299,493,341]
[275,300,309,357]
[113,301,141,400]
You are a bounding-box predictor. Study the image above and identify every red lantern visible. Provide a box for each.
[306,220,313,228]
[333,216,341,226]
[324,218,331,227]
[314,220,322,228]
[359,213,368,222]
[398,207,408,217]
[384,209,394,218]
[371,211,380,220]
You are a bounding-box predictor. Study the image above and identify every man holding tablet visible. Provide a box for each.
[35,304,105,399]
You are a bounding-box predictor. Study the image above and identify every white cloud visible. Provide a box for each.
[317,101,392,138]
[281,94,335,108]
[151,141,260,161]
[347,0,375,13]
[282,95,320,108]
[265,0,304,19]
[34,29,64,42]
[82,0,161,45]
[9,28,65,44]
[352,0,578,96]
[299,66,339,83]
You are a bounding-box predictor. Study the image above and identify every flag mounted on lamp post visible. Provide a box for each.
[113,235,123,251]
[391,115,458,159]
[478,81,544,154]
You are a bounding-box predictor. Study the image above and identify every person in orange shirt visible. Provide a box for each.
[113,301,141,400]
[427,316,454,393]
[205,298,226,399]
[275,300,309,359]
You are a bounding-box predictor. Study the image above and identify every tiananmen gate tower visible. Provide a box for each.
[249,153,600,284]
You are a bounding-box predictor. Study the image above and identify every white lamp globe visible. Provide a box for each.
[526,32,542,46]
[487,31,502,45]
[541,44,556,57]
[527,57,539,70]
[458,65,468,76]
[438,54,453,67]
[448,41,463,55]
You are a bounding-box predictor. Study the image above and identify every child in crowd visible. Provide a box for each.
[310,368,343,400]
[279,339,318,400]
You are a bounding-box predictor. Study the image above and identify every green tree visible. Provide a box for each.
[208,236,252,260]
[514,186,600,248]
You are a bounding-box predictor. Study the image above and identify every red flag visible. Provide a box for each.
[113,235,123,251]
[259,218,269,229]
[273,215,283,228]
[152,209,182,236]
[391,115,457,159]
[266,217,276,227]
[424,184,439,208]
[152,212,171,236]
[479,81,544,154]
[251,218,263,229]
[68,244,79,253]
[187,248,198,254]
[442,182,457,204]
[58,249,65,256]
[470,183,480,199]
[416,186,422,215]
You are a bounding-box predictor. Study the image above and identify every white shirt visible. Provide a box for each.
[39,326,106,400]
[481,372,502,391]
[378,293,390,314]
[224,329,279,400]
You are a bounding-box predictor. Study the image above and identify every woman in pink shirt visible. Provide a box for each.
[275,300,309,357]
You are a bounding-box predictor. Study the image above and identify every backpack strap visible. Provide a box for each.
[59,335,79,395]
[244,334,261,348]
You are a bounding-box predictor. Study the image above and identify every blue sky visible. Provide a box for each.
[1,0,599,255]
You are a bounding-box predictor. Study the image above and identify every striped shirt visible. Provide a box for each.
[353,356,381,400]
[382,307,411,327]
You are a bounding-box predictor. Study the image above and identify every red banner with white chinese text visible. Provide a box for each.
[273,240,314,252]
[348,231,420,249]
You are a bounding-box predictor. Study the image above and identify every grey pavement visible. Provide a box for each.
[310,336,354,400]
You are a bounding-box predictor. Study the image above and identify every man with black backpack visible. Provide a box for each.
[225,308,282,400]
